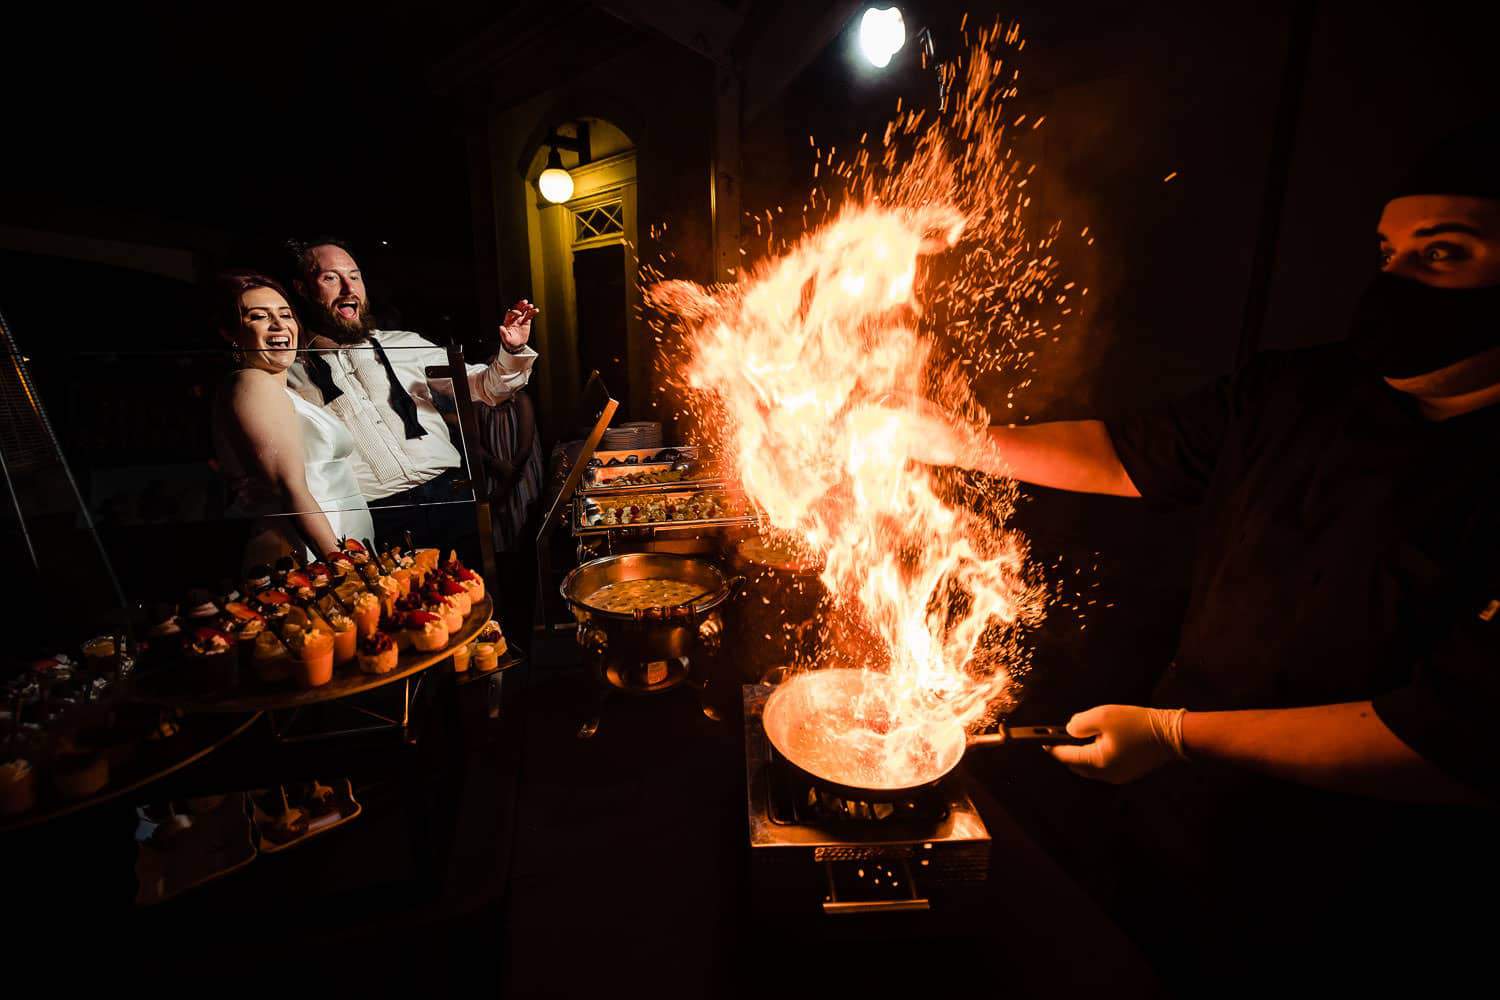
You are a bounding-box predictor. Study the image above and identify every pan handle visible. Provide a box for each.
[968,724,1093,747]
[1009,724,1092,745]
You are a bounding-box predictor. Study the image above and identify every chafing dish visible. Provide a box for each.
[588,445,699,467]
[571,487,762,538]
[578,457,733,496]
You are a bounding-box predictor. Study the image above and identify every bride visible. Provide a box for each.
[210,271,374,566]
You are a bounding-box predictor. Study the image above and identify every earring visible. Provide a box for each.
[231,345,247,367]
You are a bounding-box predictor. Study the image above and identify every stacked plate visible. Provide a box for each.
[600,421,663,451]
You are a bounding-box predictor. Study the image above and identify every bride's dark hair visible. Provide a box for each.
[212,270,302,338]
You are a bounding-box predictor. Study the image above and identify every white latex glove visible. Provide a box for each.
[1047,705,1188,784]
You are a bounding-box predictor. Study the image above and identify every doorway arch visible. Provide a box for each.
[523,118,645,428]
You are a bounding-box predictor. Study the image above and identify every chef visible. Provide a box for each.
[922,123,1500,988]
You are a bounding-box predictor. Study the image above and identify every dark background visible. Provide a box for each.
[3,1,1497,712]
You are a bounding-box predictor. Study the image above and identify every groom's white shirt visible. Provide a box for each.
[287,329,536,501]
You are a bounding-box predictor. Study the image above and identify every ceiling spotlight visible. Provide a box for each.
[859,6,906,68]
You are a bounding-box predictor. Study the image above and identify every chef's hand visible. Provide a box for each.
[868,392,987,470]
[500,299,539,352]
[1047,705,1188,784]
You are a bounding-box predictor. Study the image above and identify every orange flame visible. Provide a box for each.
[647,20,1072,782]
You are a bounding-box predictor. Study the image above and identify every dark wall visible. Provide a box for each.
[1,2,491,349]
[1260,8,1500,351]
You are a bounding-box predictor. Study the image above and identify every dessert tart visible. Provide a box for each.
[406,610,449,652]
[182,588,221,626]
[437,577,472,617]
[184,627,237,692]
[356,632,398,675]
[428,596,463,634]
[455,565,485,603]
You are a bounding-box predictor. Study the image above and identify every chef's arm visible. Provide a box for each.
[910,412,1141,497]
[1050,702,1485,805]
[974,421,1141,497]
[1181,703,1484,805]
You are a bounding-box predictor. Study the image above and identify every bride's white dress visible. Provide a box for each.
[286,389,376,546]
[217,386,375,566]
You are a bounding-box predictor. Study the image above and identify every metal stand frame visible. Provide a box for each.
[534,371,619,638]
[427,344,501,592]
[267,673,427,744]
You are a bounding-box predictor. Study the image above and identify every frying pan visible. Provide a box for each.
[762,668,1090,802]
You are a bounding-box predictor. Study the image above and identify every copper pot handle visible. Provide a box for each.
[575,625,608,653]
[696,612,724,655]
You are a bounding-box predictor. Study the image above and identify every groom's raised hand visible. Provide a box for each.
[500,299,539,352]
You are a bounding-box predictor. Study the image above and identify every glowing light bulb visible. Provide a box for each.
[538,164,574,204]
[859,6,906,69]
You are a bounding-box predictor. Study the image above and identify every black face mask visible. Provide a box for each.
[1349,272,1500,378]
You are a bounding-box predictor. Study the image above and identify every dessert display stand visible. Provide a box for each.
[128,598,494,744]
[0,710,262,834]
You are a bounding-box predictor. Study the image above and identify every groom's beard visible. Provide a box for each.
[312,299,376,344]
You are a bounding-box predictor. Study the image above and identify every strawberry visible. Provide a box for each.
[358,632,395,654]
[407,610,441,626]
[257,589,291,605]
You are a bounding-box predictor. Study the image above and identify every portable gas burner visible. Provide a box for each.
[744,684,991,915]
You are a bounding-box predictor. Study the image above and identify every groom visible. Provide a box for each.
[286,237,539,558]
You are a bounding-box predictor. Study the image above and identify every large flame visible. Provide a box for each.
[647,20,1073,783]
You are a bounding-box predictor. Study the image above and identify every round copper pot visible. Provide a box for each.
[560,553,736,689]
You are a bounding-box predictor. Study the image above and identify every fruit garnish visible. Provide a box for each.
[359,632,395,654]
[342,538,366,553]
[407,610,440,626]
[225,602,264,622]
[258,589,291,605]
[285,570,312,589]
[439,578,465,595]
[193,626,233,646]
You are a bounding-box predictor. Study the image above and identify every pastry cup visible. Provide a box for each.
[330,623,357,665]
[358,645,399,675]
[409,620,449,652]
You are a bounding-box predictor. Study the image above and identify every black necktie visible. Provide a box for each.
[304,337,428,441]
